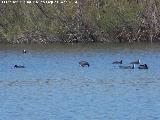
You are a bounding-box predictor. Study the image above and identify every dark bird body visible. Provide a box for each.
[138,64,148,69]
[112,60,122,64]
[119,64,135,69]
[130,59,140,64]
[23,50,27,54]
[79,61,90,67]
[14,65,25,68]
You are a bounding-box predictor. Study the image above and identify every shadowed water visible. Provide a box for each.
[0,43,160,120]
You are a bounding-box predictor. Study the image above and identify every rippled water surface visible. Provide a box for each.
[0,43,160,120]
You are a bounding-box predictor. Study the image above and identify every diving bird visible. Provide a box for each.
[112,60,122,64]
[79,61,90,67]
[119,64,135,69]
[138,64,148,69]
[130,59,140,64]
[14,65,25,68]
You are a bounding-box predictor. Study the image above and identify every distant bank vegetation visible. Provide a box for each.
[0,0,160,43]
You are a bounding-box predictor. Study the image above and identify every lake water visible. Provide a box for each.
[0,43,160,120]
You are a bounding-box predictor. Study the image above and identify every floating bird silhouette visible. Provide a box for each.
[14,65,25,68]
[138,64,148,69]
[119,64,135,69]
[79,61,90,67]
[112,60,122,64]
[23,50,27,54]
[130,59,140,64]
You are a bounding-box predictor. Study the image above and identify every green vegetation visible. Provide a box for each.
[0,0,160,43]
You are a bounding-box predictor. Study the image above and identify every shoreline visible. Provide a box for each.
[1,34,160,44]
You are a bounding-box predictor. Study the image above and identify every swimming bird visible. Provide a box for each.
[23,50,27,54]
[119,64,135,69]
[14,65,25,68]
[79,61,90,67]
[112,60,122,64]
[130,59,140,64]
[138,64,148,69]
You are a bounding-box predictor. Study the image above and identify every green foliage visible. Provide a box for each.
[100,0,144,34]
[0,0,158,43]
